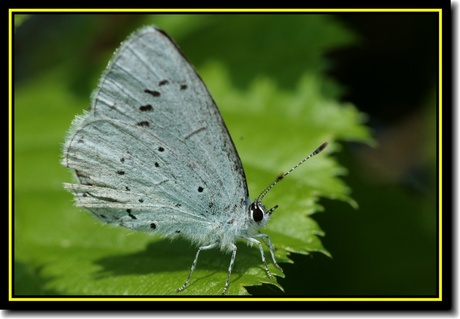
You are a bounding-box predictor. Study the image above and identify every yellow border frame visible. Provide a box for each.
[8,8,443,303]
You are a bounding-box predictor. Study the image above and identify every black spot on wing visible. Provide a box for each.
[144,89,160,97]
[126,209,137,220]
[136,121,150,127]
[139,104,153,112]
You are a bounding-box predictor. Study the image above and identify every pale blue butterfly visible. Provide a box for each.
[61,25,327,295]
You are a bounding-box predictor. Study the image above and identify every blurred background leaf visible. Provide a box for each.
[13,13,437,296]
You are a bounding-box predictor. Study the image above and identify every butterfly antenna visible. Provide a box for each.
[256,142,328,202]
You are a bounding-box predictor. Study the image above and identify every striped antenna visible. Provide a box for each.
[256,142,328,202]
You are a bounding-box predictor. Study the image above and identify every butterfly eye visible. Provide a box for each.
[249,201,266,222]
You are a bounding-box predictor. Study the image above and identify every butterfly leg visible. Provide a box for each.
[253,233,283,273]
[245,237,273,279]
[177,242,218,293]
[221,243,237,295]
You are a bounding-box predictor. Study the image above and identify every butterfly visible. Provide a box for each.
[61,25,327,295]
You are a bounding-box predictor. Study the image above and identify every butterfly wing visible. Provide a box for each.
[62,26,248,241]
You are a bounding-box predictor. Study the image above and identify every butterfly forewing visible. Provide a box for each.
[63,26,248,234]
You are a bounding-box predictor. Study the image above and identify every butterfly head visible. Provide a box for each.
[248,200,278,227]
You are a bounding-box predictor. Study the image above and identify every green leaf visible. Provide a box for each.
[13,15,372,296]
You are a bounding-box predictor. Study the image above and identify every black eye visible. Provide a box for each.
[250,202,265,222]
